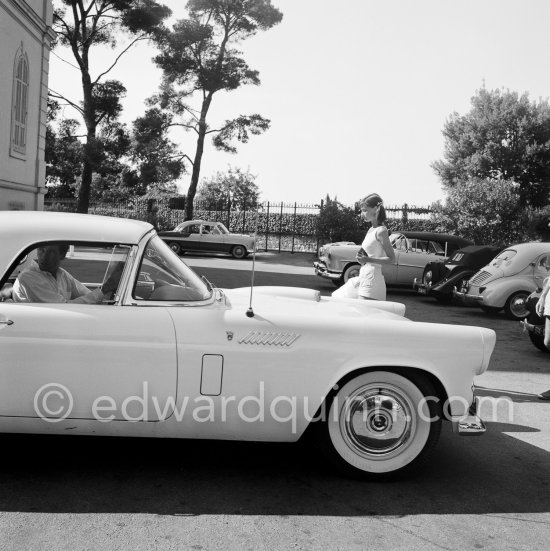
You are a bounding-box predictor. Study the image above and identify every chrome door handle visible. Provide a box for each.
[0,320,14,326]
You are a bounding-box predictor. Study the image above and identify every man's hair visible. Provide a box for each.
[58,244,70,257]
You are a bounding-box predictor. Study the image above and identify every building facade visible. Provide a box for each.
[0,0,55,211]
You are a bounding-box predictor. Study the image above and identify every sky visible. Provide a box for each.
[48,0,550,208]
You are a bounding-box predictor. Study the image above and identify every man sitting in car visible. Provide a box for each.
[12,244,121,304]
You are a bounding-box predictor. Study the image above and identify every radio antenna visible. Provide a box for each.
[246,208,260,317]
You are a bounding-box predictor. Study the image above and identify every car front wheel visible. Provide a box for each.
[231,245,247,259]
[504,291,530,320]
[343,263,360,283]
[317,370,442,480]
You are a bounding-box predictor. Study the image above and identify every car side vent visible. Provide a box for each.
[470,270,492,285]
[238,331,301,347]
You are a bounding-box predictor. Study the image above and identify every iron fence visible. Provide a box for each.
[43,198,435,253]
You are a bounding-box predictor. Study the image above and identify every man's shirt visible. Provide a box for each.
[13,262,104,304]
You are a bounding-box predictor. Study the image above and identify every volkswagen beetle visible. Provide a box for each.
[0,212,496,480]
[453,243,550,320]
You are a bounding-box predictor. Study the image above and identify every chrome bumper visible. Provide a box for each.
[456,397,486,436]
[313,261,341,280]
[452,289,484,305]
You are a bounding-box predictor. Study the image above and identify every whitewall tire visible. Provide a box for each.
[319,370,442,479]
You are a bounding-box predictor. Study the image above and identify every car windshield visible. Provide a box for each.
[216,223,229,234]
[133,236,212,302]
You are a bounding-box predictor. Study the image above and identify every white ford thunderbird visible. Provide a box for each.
[0,212,496,479]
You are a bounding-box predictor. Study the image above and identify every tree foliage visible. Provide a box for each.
[197,166,260,209]
[130,108,186,193]
[430,178,530,245]
[317,195,364,244]
[432,88,550,207]
[45,99,84,197]
[151,0,283,220]
[51,0,171,212]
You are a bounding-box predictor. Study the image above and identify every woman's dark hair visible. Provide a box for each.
[359,193,386,224]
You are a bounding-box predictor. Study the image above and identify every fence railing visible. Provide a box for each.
[43,198,435,253]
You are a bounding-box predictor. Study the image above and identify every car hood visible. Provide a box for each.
[224,286,407,323]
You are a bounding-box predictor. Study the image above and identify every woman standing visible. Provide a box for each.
[355,193,396,300]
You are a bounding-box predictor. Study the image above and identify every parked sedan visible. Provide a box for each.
[0,212,495,480]
[314,231,472,286]
[414,245,502,303]
[158,220,255,258]
[453,243,550,320]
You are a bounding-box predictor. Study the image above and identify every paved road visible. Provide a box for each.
[1,253,549,551]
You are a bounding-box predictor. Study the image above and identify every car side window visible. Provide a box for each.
[393,236,407,252]
[201,225,213,234]
[537,254,550,271]
[409,239,429,253]
[7,243,130,304]
[189,225,199,234]
[428,241,445,255]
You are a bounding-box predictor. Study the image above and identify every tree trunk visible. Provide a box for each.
[184,95,212,220]
[76,67,95,213]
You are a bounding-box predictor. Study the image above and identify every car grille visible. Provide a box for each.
[470,270,492,286]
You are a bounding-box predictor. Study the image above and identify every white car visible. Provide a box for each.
[453,243,550,320]
[0,212,496,479]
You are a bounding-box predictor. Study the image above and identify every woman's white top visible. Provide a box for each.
[362,226,386,258]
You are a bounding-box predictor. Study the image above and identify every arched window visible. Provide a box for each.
[11,44,29,157]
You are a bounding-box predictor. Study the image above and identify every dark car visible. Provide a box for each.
[414,245,502,303]
[158,220,255,259]
[520,288,549,352]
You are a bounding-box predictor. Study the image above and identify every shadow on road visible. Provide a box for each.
[0,424,548,516]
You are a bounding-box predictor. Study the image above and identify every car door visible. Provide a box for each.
[395,238,441,284]
[0,302,177,421]
[198,223,223,253]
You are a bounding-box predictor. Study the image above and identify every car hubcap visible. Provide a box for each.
[510,295,528,318]
[341,385,414,457]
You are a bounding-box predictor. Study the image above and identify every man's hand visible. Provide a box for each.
[101,262,124,298]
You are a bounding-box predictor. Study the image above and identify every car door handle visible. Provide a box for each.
[0,319,14,326]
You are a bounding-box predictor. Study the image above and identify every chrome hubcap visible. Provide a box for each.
[342,385,414,457]
[510,295,528,318]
